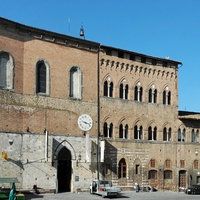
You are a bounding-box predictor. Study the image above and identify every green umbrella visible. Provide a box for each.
[8,182,16,200]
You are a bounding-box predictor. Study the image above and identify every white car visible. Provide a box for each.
[90,180,121,198]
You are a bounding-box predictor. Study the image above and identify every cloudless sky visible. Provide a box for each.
[1,0,200,112]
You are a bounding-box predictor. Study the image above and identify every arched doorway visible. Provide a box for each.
[57,147,72,192]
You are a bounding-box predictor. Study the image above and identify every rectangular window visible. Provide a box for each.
[150,159,155,168]
[149,170,157,179]
[118,52,124,58]
[165,160,171,168]
[180,160,185,168]
[194,160,198,169]
[164,170,172,179]
[130,54,135,61]
[136,164,140,174]
[152,59,157,65]
[106,49,112,55]
[141,57,146,63]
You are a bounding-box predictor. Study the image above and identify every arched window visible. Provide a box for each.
[134,86,143,101]
[163,127,167,141]
[125,85,128,99]
[109,123,113,138]
[104,81,108,96]
[119,82,128,99]
[178,128,185,142]
[168,91,171,105]
[163,127,171,141]
[119,124,123,138]
[149,88,152,103]
[192,129,195,142]
[148,126,157,141]
[125,124,128,139]
[103,122,108,137]
[110,82,113,97]
[104,81,113,97]
[134,86,138,101]
[119,124,128,139]
[163,88,171,105]
[196,130,199,142]
[148,127,152,140]
[0,52,14,90]
[149,87,157,103]
[104,122,113,138]
[191,129,199,143]
[134,125,142,140]
[154,89,157,103]
[163,91,166,104]
[118,158,126,178]
[69,66,82,99]
[36,60,50,95]
[119,84,123,99]
[140,87,143,102]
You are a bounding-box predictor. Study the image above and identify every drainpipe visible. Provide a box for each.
[45,130,48,162]
[97,45,101,181]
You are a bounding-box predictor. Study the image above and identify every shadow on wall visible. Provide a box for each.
[102,140,118,176]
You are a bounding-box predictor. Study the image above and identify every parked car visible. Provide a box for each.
[90,180,121,198]
[185,185,200,194]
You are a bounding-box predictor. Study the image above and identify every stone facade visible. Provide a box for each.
[0,17,200,193]
[0,17,99,192]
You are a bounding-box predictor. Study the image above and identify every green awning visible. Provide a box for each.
[0,178,19,183]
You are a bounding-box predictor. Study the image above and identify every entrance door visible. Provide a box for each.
[179,170,186,188]
[57,147,72,192]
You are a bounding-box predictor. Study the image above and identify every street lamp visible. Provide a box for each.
[195,149,198,156]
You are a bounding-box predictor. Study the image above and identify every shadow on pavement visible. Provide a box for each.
[24,193,44,200]
[117,193,130,198]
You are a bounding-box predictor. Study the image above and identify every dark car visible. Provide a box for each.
[185,185,200,195]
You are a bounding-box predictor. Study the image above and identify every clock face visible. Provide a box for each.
[78,114,93,131]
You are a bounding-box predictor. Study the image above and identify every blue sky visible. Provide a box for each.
[1,0,200,112]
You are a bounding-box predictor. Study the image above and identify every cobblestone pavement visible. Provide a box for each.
[25,191,200,200]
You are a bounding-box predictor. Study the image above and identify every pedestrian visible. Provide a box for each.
[135,183,139,193]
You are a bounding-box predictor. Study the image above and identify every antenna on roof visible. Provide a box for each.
[79,23,85,39]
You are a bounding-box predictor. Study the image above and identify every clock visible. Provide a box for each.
[78,114,93,131]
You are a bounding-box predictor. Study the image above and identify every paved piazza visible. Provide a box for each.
[25,191,200,200]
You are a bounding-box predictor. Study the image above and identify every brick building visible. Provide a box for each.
[0,17,200,192]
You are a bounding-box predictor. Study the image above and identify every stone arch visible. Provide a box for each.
[133,79,142,88]
[102,115,112,124]
[162,122,171,130]
[102,74,116,85]
[54,139,76,161]
[133,118,142,127]
[117,117,126,127]
[161,84,170,92]
[147,81,156,90]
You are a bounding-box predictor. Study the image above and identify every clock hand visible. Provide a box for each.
[82,121,91,126]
